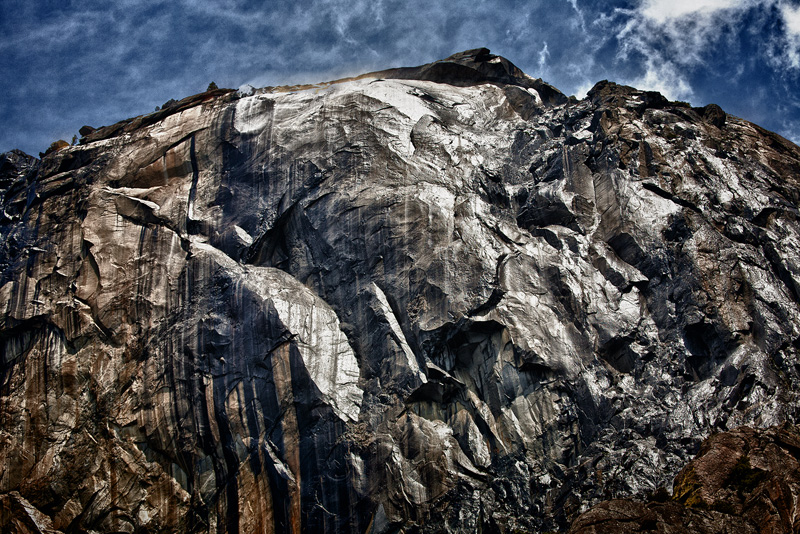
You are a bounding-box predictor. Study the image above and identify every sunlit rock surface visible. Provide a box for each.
[1,48,800,533]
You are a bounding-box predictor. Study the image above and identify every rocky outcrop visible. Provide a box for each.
[1,48,799,533]
[569,424,800,533]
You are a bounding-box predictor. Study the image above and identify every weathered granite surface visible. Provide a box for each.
[1,48,800,533]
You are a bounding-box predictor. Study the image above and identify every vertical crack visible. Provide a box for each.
[187,134,201,234]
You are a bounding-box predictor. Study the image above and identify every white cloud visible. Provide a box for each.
[633,2,752,66]
[629,59,694,100]
[605,0,766,101]
[538,42,550,71]
[780,3,800,35]
[566,0,587,31]
[639,0,745,22]
[779,3,800,68]
[574,80,596,99]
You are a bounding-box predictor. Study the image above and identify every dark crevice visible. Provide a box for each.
[487,223,524,247]
[243,204,296,268]
[467,288,506,317]
[598,335,637,374]
[762,242,800,305]
[641,182,700,212]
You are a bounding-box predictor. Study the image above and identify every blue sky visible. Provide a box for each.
[2,0,800,155]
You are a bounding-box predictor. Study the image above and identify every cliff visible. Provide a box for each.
[1,48,799,533]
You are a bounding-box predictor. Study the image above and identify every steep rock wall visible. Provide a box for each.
[1,49,800,533]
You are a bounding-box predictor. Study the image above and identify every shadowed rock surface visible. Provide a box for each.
[1,48,800,533]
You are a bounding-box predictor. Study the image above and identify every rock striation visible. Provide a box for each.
[1,48,800,533]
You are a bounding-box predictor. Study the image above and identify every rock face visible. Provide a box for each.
[1,48,800,533]
[569,424,800,533]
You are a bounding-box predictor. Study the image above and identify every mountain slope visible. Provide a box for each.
[1,48,799,533]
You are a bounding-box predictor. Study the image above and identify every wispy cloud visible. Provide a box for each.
[2,0,800,153]
[779,3,800,67]
[628,0,800,75]
[604,1,766,99]
[538,42,550,72]
[626,59,693,101]
[565,0,587,31]
[639,0,747,22]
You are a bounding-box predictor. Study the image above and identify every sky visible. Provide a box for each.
[2,0,800,156]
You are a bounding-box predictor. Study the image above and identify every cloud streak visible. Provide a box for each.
[639,0,747,22]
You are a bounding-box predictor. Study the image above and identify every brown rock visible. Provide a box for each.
[569,499,756,534]
[570,425,800,534]
[40,140,69,158]
[701,103,726,128]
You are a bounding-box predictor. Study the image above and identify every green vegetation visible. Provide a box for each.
[672,465,706,508]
